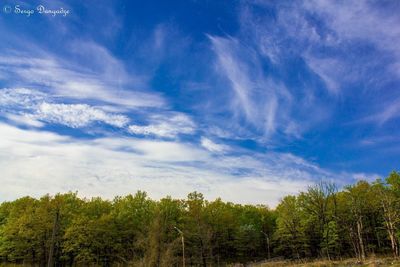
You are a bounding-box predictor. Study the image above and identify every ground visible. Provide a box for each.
[249,257,400,267]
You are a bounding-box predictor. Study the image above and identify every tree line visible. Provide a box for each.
[0,171,399,266]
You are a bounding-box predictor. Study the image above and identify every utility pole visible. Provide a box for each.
[48,208,60,267]
[261,231,271,260]
[174,226,185,267]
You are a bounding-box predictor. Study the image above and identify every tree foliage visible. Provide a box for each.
[0,171,399,266]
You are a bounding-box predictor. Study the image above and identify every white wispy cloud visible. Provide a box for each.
[303,56,343,94]
[0,88,130,128]
[128,113,195,138]
[0,88,47,109]
[359,135,400,147]
[304,0,400,62]
[35,103,129,128]
[209,36,257,124]
[361,97,400,125]
[306,0,400,124]
[297,0,400,95]
[0,88,201,139]
[225,0,400,133]
[275,0,400,122]
[209,35,302,139]
[4,113,45,128]
[200,137,228,153]
[0,42,165,109]
[0,123,354,206]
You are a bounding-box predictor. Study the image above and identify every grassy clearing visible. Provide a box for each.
[252,257,400,267]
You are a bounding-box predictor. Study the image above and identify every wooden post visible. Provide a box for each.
[261,231,271,260]
[47,209,59,267]
[181,234,185,267]
[175,227,185,267]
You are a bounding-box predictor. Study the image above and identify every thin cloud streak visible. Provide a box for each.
[128,113,196,138]
[209,35,296,139]
[0,43,165,109]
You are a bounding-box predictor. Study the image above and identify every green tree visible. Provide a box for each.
[373,173,400,257]
[275,196,306,259]
[146,197,184,267]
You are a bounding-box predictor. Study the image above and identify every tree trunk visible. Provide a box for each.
[382,199,399,258]
[349,227,360,261]
[356,217,365,261]
[387,221,399,258]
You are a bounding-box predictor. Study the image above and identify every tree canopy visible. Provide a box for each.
[0,171,399,266]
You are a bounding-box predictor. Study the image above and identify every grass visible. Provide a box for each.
[2,257,400,267]
[251,257,400,267]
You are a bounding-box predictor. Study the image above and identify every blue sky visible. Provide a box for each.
[0,0,399,206]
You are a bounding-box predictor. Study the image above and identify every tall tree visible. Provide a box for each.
[373,173,400,257]
[299,182,337,259]
[341,181,376,261]
[275,196,306,259]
